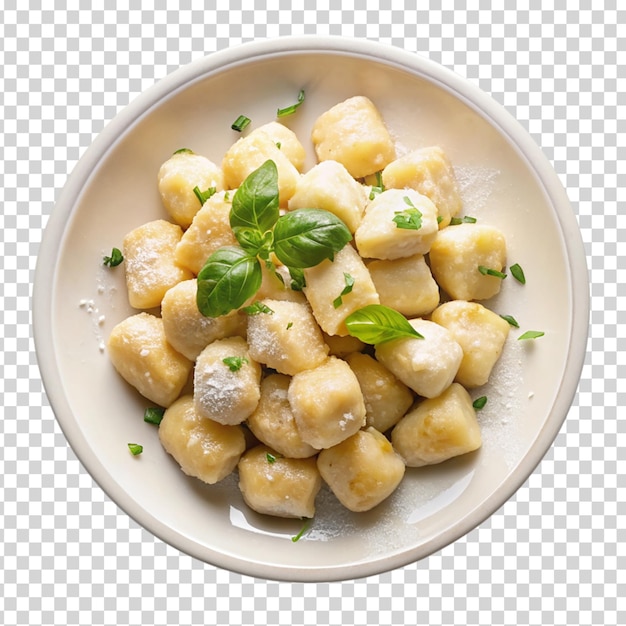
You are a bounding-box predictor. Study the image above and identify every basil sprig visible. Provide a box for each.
[345,304,424,344]
[197,160,351,317]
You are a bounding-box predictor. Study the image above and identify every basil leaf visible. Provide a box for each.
[272,208,352,268]
[230,160,280,242]
[196,246,262,317]
[345,304,424,344]
[288,267,306,291]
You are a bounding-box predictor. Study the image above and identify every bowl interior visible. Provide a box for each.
[35,39,586,581]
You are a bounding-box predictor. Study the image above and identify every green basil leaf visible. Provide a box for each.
[230,160,280,243]
[344,304,424,344]
[272,208,352,268]
[288,267,306,291]
[196,246,262,317]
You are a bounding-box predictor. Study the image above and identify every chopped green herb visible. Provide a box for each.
[478,265,507,279]
[144,407,165,425]
[291,518,311,542]
[242,301,275,315]
[193,185,217,206]
[450,215,477,225]
[224,191,231,201]
[368,171,385,200]
[277,89,305,117]
[173,148,193,155]
[437,215,444,224]
[510,263,526,284]
[473,396,488,410]
[333,273,355,309]
[222,356,249,372]
[231,114,251,132]
[500,314,520,328]
[393,198,423,230]
[266,451,282,464]
[345,304,424,345]
[276,141,282,149]
[286,322,294,330]
[518,330,545,340]
[128,443,143,456]
[103,247,124,267]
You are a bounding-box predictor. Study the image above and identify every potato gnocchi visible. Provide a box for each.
[107,94,516,525]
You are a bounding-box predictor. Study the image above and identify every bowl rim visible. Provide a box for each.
[33,35,590,582]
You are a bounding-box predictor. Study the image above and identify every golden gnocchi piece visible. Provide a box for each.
[303,244,380,337]
[345,352,414,433]
[428,222,507,301]
[367,254,440,318]
[159,395,246,484]
[238,445,322,518]
[391,383,482,467]
[288,356,366,450]
[174,190,238,275]
[317,427,406,512]
[246,299,329,376]
[288,160,368,233]
[255,263,308,304]
[123,219,192,309]
[375,318,463,398]
[382,146,462,228]
[249,122,306,172]
[354,189,439,260]
[430,300,510,388]
[193,336,261,426]
[222,131,300,207]
[161,279,246,361]
[107,312,193,408]
[311,95,396,179]
[322,332,365,358]
[247,374,318,459]
[157,151,225,229]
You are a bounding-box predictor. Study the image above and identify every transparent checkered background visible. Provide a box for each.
[1,1,622,625]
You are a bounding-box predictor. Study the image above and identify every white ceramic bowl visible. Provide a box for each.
[33,36,589,582]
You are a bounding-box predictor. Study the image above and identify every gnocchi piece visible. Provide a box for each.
[367,254,440,318]
[391,382,482,467]
[255,262,307,304]
[428,222,507,301]
[246,299,329,375]
[311,95,396,179]
[317,427,405,512]
[430,300,510,388]
[174,190,238,275]
[238,445,322,518]
[194,336,261,425]
[249,122,306,171]
[221,131,300,207]
[375,318,463,398]
[161,279,246,361]
[247,374,319,458]
[288,356,366,450]
[354,189,439,260]
[157,151,225,229]
[322,332,365,358]
[382,146,462,228]
[158,395,246,484]
[107,312,193,407]
[345,352,414,433]
[303,244,380,336]
[287,160,368,233]
[123,219,192,309]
